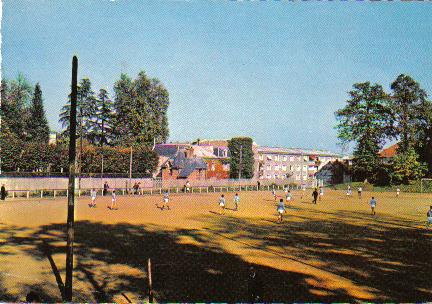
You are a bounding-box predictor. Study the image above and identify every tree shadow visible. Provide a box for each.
[1,220,354,302]
[195,211,432,302]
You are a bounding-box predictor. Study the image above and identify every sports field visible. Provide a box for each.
[0,189,431,302]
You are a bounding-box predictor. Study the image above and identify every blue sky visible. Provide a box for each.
[3,0,432,153]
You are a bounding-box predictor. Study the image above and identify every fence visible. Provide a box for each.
[1,183,313,201]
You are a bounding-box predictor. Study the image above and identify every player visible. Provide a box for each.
[427,206,432,229]
[234,193,240,211]
[285,190,292,205]
[312,188,319,204]
[370,197,377,215]
[90,188,97,207]
[319,187,324,201]
[186,181,191,193]
[272,188,277,201]
[162,191,170,210]
[346,186,351,198]
[301,184,306,199]
[110,190,118,210]
[396,188,401,198]
[277,198,285,223]
[219,194,226,215]
[358,187,363,199]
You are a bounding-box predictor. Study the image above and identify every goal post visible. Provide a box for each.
[420,178,432,193]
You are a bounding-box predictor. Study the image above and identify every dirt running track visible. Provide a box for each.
[0,190,431,302]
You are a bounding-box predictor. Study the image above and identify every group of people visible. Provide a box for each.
[218,193,241,215]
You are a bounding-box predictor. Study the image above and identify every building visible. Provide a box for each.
[154,142,230,180]
[379,143,399,164]
[255,147,343,183]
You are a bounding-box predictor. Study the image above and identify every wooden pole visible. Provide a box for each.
[148,258,153,303]
[65,55,78,302]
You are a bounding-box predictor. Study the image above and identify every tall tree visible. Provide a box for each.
[27,83,50,144]
[390,74,428,153]
[228,137,254,179]
[92,88,114,146]
[1,74,32,140]
[335,82,393,182]
[113,71,169,146]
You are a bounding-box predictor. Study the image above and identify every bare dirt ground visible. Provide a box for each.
[0,189,431,302]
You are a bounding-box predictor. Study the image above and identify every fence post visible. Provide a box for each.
[176,187,179,193]
[207,187,209,193]
[54,190,56,198]
[159,188,162,194]
[122,189,125,195]
[40,190,43,198]
[148,258,153,303]
[12,191,15,199]
[78,190,81,197]
[150,189,153,195]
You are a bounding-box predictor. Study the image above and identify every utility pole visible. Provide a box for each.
[65,56,78,302]
[238,145,243,180]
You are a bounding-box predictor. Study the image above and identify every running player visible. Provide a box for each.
[427,206,432,229]
[277,198,285,223]
[286,190,292,205]
[110,190,118,210]
[90,188,97,207]
[370,197,377,215]
[358,187,363,199]
[162,191,170,210]
[219,194,226,215]
[301,184,306,199]
[396,188,401,198]
[312,188,319,204]
[319,187,324,201]
[272,188,277,201]
[234,193,240,211]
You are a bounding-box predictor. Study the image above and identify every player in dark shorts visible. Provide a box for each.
[312,188,319,204]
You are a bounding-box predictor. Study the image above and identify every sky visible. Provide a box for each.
[2,0,432,153]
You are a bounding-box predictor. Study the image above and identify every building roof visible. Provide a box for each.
[257,146,342,157]
[154,144,190,157]
[379,143,399,158]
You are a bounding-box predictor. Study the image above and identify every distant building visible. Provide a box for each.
[255,147,343,183]
[379,143,398,163]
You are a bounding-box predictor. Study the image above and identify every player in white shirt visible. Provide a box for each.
[90,188,97,207]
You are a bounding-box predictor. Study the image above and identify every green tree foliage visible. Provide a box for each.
[27,83,50,144]
[1,74,33,140]
[92,89,114,146]
[0,124,22,172]
[391,147,427,184]
[390,74,428,153]
[113,71,169,146]
[335,82,393,182]
[228,137,254,179]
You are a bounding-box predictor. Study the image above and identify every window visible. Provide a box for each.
[302,175,307,180]
[259,154,264,161]
[296,175,300,180]
[290,156,294,162]
[296,165,301,171]
[289,165,293,171]
[274,174,278,179]
[211,164,215,171]
[267,174,271,179]
[267,165,271,171]
[282,165,287,171]
[274,155,279,161]
[283,156,287,161]
[267,155,272,160]
[275,165,279,171]
[303,165,308,171]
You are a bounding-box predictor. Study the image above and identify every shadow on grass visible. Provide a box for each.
[195,211,432,302]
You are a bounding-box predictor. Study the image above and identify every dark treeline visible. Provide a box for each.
[336,74,432,185]
[1,71,168,175]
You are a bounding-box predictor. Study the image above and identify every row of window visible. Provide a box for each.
[259,154,335,163]
[265,165,309,172]
[263,174,308,180]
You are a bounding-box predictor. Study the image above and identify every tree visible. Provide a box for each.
[0,124,22,172]
[335,82,393,182]
[27,83,50,144]
[1,74,33,140]
[390,74,428,153]
[391,147,427,184]
[92,89,114,146]
[228,137,254,179]
[113,71,170,146]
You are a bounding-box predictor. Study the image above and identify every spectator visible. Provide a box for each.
[1,184,6,201]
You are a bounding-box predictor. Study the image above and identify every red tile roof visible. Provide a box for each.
[379,144,399,158]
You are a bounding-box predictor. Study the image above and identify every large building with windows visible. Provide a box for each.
[255,147,343,183]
